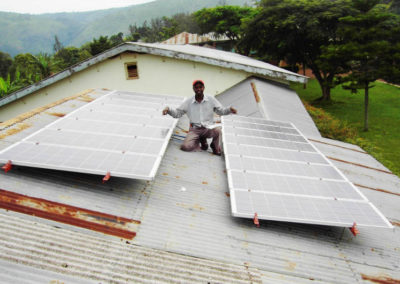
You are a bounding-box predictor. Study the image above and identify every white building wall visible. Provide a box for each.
[0,52,248,122]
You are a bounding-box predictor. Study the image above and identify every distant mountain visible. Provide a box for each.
[0,0,251,57]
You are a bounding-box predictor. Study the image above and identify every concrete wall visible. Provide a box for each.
[0,52,249,122]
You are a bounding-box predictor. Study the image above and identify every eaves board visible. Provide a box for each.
[221,115,393,229]
[0,90,183,180]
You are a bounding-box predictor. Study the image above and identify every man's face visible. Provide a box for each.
[193,83,205,96]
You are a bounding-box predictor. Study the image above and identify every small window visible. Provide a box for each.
[125,63,138,79]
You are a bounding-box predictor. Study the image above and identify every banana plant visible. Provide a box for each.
[32,53,53,80]
[0,71,24,97]
[0,76,8,96]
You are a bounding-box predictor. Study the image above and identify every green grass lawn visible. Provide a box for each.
[291,79,400,176]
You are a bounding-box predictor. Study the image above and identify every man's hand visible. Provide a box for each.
[162,107,169,115]
[230,107,237,114]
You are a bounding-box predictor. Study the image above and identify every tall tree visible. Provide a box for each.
[128,13,200,43]
[172,13,200,34]
[53,35,64,54]
[110,32,124,47]
[389,0,400,14]
[335,0,400,131]
[194,6,256,42]
[89,36,112,56]
[54,46,91,71]
[9,53,41,84]
[159,16,179,40]
[128,24,142,42]
[240,0,352,101]
[0,51,13,79]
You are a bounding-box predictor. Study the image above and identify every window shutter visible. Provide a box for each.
[127,64,138,78]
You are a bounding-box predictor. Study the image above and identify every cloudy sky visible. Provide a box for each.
[0,0,155,14]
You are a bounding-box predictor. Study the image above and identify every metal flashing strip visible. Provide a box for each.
[0,90,183,180]
[222,115,393,229]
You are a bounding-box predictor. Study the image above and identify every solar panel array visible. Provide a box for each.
[222,115,392,228]
[0,90,183,180]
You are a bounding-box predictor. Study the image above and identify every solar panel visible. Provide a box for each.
[222,115,392,228]
[0,90,183,180]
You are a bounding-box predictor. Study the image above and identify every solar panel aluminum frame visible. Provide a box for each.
[228,188,391,228]
[221,115,369,199]
[221,115,393,229]
[0,90,182,181]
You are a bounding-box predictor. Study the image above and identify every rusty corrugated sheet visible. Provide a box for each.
[0,212,263,283]
[0,189,139,239]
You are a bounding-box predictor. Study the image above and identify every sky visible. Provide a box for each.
[0,0,155,14]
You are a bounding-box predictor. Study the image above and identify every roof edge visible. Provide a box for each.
[0,45,128,108]
[125,42,308,84]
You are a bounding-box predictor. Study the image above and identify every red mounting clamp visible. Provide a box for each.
[2,160,12,173]
[102,171,111,183]
[254,212,260,228]
[350,222,359,236]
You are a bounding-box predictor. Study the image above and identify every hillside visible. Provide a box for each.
[0,0,251,57]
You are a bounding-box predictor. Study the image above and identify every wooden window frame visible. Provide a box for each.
[125,62,139,80]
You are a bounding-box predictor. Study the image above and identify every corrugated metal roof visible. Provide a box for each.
[217,77,321,138]
[0,88,399,283]
[131,43,306,83]
[0,212,263,284]
[217,79,265,118]
[162,32,229,45]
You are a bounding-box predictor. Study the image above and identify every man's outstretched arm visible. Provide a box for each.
[229,107,237,114]
[162,107,170,115]
[162,99,188,118]
[212,97,237,116]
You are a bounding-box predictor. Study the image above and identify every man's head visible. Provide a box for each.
[193,79,205,96]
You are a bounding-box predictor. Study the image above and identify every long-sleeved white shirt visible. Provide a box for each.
[167,95,232,127]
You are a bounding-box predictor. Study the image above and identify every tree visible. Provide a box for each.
[128,24,142,42]
[9,53,41,84]
[172,13,200,34]
[389,0,400,14]
[128,21,153,42]
[110,32,124,47]
[335,0,400,131]
[128,13,200,43]
[147,18,164,42]
[194,6,256,42]
[240,0,352,101]
[89,36,112,56]
[159,16,179,41]
[0,51,13,79]
[54,46,91,71]
[382,3,400,85]
[53,35,64,54]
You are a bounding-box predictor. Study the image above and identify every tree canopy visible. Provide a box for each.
[194,6,256,41]
[333,0,400,130]
[240,0,352,101]
[127,13,200,43]
[0,51,13,79]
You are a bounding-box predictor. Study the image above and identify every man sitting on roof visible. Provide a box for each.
[162,79,237,156]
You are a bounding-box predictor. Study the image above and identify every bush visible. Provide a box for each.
[303,101,374,152]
